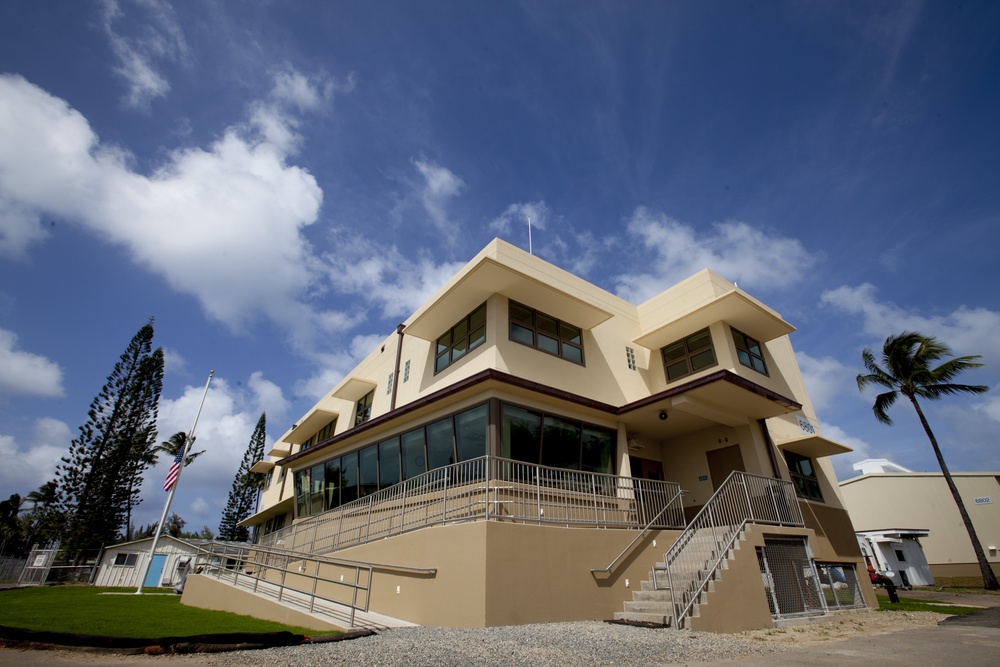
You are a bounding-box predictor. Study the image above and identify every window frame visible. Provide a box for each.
[508,300,585,365]
[661,328,717,382]
[435,303,487,374]
[354,390,374,426]
[785,451,824,502]
[732,327,769,376]
[113,553,138,567]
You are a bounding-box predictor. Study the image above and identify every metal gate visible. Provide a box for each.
[815,562,866,610]
[756,536,825,619]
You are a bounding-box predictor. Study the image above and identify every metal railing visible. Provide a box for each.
[656,471,802,629]
[190,541,435,628]
[260,456,685,555]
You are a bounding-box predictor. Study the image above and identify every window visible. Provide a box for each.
[113,553,138,567]
[661,328,716,382]
[626,346,637,371]
[436,303,487,373]
[894,549,906,562]
[509,301,584,364]
[785,451,823,501]
[355,390,374,426]
[500,403,615,475]
[387,371,394,395]
[301,418,338,450]
[403,359,411,382]
[732,328,768,375]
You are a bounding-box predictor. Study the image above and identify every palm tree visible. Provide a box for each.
[152,432,205,468]
[857,331,997,590]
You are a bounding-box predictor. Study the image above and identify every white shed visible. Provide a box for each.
[857,529,935,588]
[94,535,204,588]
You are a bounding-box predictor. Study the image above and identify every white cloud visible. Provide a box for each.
[0,418,72,496]
[819,423,877,481]
[0,73,328,335]
[101,0,190,109]
[413,159,464,236]
[321,234,466,321]
[0,198,48,259]
[796,352,855,412]
[614,207,817,303]
[489,201,551,235]
[972,394,1000,423]
[820,283,1000,365]
[0,328,64,398]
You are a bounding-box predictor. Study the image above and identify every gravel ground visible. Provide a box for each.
[3,610,945,667]
[188,610,944,667]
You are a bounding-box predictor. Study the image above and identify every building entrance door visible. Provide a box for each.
[706,444,745,490]
[630,457,664,480]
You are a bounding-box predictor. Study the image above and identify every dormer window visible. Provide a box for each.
[732,327,768,376]
[661,328,716,382]
[435,303,487,373]
[355,390,374,426]
[509,301,584,364]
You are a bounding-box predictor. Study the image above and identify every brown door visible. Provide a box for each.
[706,444,745,491]
[630,456,664,480]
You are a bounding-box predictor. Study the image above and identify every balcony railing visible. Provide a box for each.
[259,455,685,555]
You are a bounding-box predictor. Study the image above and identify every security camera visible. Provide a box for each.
[658,410,668,421]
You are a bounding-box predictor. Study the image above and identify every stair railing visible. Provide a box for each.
[656,471,802,629]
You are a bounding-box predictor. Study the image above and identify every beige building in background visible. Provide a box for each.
[186,238,873,631]
[840,458,1000,583]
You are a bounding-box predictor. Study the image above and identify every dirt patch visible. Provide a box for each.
[737,610,943,646]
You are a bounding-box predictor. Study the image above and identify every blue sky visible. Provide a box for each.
[1,1,998,534]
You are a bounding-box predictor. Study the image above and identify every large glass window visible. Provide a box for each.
[426,417,455,470]
[436,303,487,373]
[340,451,358,505]
[309,463,325,513]
[359,445,378,497]
[732,328,768,376]
[401,429,426,480]
[324,458,341,510]
[500,403,615,474]
[378,437,401,488]
[294,467,310,517]
[455,404,488,462]
[785,451,823,502]
[661,328,717,382]
[509,301,584,364]
[355,390,374,426]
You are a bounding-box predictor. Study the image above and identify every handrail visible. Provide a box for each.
[189,540,435,628]
[590,487,686,577]
[259,455,686,555]
[658,471,802,629]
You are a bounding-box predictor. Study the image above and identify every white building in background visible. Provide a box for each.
[94,535,201,588]
[840,458,1000,584]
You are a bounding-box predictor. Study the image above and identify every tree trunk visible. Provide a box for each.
[910,396,999,590]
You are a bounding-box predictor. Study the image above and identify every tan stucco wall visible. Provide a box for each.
[330,521,679,627]
[181,574,342,632]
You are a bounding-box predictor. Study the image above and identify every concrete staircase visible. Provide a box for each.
[614,528,745,628]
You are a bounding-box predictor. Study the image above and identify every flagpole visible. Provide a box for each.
[135,370,214,594]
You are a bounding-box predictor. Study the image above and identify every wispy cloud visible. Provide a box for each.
[100,0,190,109]
[614,207,818,303]
[820,283,1000,365]
[0,418,71,492]
[413,159,465,238]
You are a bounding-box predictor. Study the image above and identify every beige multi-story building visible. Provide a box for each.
[841,458,1000,584]
[189,239,873,631]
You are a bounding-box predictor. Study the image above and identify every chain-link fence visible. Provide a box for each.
[815,562,866,610]
[756,537,826,619]
[0,556,26,583]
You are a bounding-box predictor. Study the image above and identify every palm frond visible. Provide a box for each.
[930,355,986,383]
[872,391,897,425]
[918,382,990,399]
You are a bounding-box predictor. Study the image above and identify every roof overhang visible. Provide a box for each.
[775,434,853,459]
[404,257,615,341]
[238,497,293,528]
[283,408,340,445]
[249,459,275,474]
[635,290,794,351]
[332,377,377,402]
[266,441,292,458]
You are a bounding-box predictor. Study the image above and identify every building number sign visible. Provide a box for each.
[974,497,992,505]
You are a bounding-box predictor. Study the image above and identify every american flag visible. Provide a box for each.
[163,448,183,492]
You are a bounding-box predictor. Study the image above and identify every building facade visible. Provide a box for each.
[216,239,870,630]
[841,458,1000,584]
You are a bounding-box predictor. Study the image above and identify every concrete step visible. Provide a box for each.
[623,600,672,614]
[631,589,672,602]
[613,611,672,626]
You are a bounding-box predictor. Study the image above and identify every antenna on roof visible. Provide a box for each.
[528,215,533,255]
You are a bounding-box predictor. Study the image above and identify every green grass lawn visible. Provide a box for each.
[0,586,325,637]
[876,594,980,616]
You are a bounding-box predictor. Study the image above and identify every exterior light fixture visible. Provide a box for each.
[658,410,668,421]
